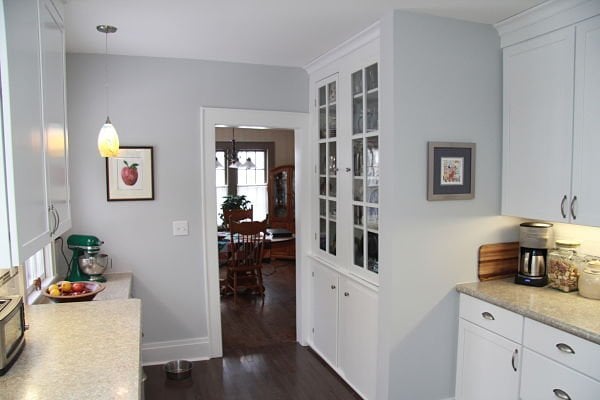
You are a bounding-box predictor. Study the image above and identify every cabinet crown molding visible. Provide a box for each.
[495,0,600,48]
[304,21,380,74]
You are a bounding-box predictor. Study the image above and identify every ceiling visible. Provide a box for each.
[64,0,547,68]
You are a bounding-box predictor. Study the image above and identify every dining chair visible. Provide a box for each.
[223,206,253,230]
[225,219,268,300]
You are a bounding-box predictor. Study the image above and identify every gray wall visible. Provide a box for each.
[66,54,307,346]
[377,12,520,400]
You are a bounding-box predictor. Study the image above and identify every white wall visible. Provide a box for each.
[66,53,307,361]
[377,12,521,400]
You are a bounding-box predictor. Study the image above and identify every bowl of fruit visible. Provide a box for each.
[43,281,105,303]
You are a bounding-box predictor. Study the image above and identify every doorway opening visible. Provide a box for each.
[200,108,309,358]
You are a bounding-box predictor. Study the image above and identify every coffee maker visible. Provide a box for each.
[515,222,553,287]
[66,234,104,282]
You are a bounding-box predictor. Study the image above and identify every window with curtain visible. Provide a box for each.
[216,142,274,225]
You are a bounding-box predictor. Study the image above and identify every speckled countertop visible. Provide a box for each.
[456,279,600,344]
[0,299,142,400]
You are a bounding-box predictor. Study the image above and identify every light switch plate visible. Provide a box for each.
[172,220,189,236]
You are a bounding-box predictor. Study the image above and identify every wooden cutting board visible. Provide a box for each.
[478,242,519,281]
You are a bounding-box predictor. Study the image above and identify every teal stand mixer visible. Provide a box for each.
[67,234,109,282]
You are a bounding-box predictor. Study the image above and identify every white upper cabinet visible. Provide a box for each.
[498,1,600,226]
[571,15,600,226]
[1,0,70,267]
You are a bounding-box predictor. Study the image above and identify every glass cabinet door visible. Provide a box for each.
[351,63,379,275]
[318,77,338,256]
[273,170,288,218]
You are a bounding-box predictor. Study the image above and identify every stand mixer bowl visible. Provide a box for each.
[79,254,110,281]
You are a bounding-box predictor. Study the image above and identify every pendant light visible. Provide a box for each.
[221,128,255,169]
[97,24,120,158]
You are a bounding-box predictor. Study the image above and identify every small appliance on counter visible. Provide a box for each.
[515,222,553,287]
[0,295,26,376]
[67,234,110,282]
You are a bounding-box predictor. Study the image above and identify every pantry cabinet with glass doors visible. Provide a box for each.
[308,28,380,400]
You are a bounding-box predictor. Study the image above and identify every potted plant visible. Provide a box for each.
[219,194,251,229]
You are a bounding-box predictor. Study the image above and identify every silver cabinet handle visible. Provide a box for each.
[553,388,571,400]
[344,292,349,297]
[570,196,577,220]
[53,207,60,234]
[511,349,518,371]
[345,167,351,172]
[48,205,57,235]
[556,343,575,354]
[560,195,568,218]
[481,311,495,321]
[330,285,336,290]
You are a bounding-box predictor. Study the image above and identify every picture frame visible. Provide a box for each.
[106,146,154,201]
[427,142,475,201]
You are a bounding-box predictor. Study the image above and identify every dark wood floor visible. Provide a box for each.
[144,260,360,400]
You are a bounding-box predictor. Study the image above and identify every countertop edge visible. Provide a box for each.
[456,283,600,345]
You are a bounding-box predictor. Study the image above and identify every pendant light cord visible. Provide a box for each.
[104,29,109,117]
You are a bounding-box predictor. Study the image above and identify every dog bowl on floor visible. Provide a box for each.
[164,360,192,380]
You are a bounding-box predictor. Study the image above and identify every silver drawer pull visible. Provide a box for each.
[553,388,571,400]
[330,285,336,290]
[481,311,495,321]
[511,349,518,371]
[556,343,575,354]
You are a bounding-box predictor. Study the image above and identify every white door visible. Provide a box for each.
[310,260,339,366]
[339,277,378,400]
[455,319,521,400]
[571,15,600,226]
[502,26,575,222]
[39,0,70,237]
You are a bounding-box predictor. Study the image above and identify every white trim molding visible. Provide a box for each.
[495,0,600,48]
[142,337,210,366]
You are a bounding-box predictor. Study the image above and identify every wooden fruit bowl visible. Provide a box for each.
[43,281,105,303]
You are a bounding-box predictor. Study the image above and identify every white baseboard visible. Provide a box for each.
[141,336,210,366]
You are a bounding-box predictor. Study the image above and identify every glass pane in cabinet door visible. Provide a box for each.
[353,205,363,226]
[329,221,336,255]
[366,137,379,184]
[328,103,336,138]
[319,86,326,106]
[319,178,326,196]
[366,63,378,91]
[328,81,336,104]
[366,92,378,132]
[367,232,378,273]
[319,143,326,175]
[353,139,363,177]
[354,228,364,268]
[329,178,336,198]
[319,218,326,251]
[319,199,326,217]
[328,142,337,176]
[353,178,363,201]
[319,107,326,139]
[352,70,363,95]
[367,207,378,230]
[329,200,336,221]
[353,96,363,134]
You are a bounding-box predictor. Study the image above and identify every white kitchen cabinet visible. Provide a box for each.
[309,259,378,399]
[499,3,600,226]
[455,295,522,400]
[0,0,70,268]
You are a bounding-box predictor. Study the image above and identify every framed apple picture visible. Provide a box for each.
[106,146,154,201]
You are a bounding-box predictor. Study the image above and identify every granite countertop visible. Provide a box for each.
[0,299,142,400]
[456,279,600,345]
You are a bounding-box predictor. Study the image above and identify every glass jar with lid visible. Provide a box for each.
[579,260,600,300]
[547,240,583,292]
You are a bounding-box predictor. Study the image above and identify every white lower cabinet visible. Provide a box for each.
[455,296,522,400]
[456,294,600,399]
[310,259,378,400]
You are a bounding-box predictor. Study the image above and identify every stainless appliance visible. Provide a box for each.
[0,295,26,375]
[515,222,553,287]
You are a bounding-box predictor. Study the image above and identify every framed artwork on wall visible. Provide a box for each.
[427,142,475,201]
[106,146,154,201]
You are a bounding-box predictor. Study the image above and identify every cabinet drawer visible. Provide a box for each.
[521,349,600,400]
[459,294,523,342]
[524,318,600,381]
